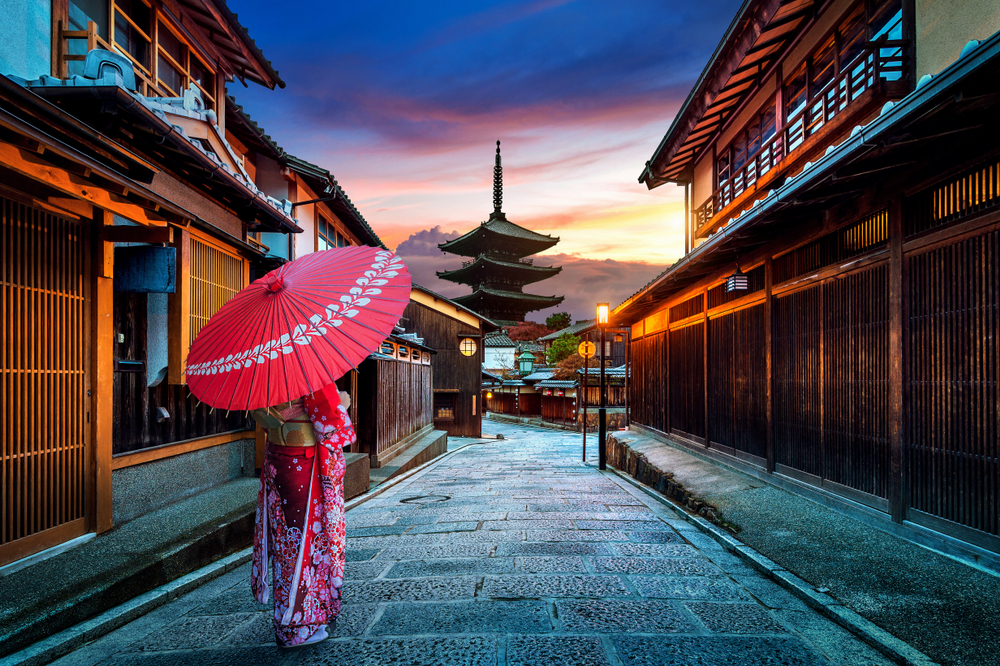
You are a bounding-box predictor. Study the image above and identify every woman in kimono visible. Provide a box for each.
[249,382,355,647]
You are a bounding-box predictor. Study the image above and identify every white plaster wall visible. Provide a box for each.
[0,0,51,80]
[916,0,1000,79]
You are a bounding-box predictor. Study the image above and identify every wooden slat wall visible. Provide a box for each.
[823,266,890,499]
[540,396,577,426]
[908,230,999,536]
[625,159,1000,549]
[362,359,432,456]
[485,391,518,415]
[629,332,666,432]
[579,385,627,408]
[669,323,705,438]
[1,196,88,558]
[774,286,823,476]
[708,304,767,458]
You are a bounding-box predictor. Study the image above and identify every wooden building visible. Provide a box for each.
[620,0,1000,560]
[0,2,294,567]
[438,142,563,324]
[400,286,498,438]
[354,336,435,468]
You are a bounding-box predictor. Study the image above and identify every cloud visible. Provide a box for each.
[394,225,460,256]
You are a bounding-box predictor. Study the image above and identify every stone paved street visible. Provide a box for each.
[50,423,895,665]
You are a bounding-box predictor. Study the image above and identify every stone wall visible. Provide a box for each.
[111,439,256,526]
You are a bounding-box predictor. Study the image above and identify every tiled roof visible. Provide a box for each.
[411,284,500,331]
[438,213,559,258]
[453,286,564,304]
[13,61,299,233]
[485,332,516,347]
[538,319,596,341]
[577,365,629,378]
[481,217,558,242]
[482,369,504,382]
[536,379,578,389]
[522,370,556,382]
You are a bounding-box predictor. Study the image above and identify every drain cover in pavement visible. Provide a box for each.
[399,495,451,505]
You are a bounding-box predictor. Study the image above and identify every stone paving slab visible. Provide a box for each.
[42,422,914,666]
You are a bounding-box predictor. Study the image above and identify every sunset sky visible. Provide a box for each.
[231,0,741,321]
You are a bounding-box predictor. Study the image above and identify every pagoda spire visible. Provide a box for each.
[493,140,503,215]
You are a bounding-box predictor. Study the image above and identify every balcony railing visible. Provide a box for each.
[694,40,909,234]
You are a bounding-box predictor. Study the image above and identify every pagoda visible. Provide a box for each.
[438,141,564,325]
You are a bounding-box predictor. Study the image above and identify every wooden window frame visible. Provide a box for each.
[168,228,248,384]
[56,0,218,108]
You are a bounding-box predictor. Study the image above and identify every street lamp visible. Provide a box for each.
[518,350,535,375]
[597,303,609,470]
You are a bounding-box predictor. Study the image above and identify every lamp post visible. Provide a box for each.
[597,303,609,470]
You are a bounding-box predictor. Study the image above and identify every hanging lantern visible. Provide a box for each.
[726,267,748,292]
[486,390,493,399]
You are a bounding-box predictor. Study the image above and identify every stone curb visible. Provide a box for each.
[605,433,733,530]
[602,464,938,666]
[1,440,485,666]
[0,549,251,666]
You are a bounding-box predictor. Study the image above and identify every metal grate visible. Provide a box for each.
[773,210,889,284]
[669,293,704,322]
[906,158,1000,236]
[1,197,88,560]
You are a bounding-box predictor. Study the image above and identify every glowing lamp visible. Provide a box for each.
[460,337,477,356]
[597,303,609,325]
[726,267,748,292]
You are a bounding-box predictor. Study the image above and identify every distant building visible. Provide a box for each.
[438,142,563,324]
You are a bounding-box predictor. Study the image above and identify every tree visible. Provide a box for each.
[553,352,587,380]
[506,320,552,341]
[546,333,579,365]
[545,312,572,331]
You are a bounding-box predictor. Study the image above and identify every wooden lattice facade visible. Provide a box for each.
[0,196,90,564]
[629,157,1000,553]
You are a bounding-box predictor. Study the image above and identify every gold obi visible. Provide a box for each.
[250,403,318,447]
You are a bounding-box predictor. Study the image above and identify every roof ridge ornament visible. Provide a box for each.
[493,140,503,214]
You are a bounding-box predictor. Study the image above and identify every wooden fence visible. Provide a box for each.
[356,358,432,463]
[541,395,577,426]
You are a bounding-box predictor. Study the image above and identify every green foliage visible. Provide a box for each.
[545,312,572,331]
[546,333,580,365]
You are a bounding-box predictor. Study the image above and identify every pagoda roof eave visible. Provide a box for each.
[451,286,565,309]
[439,216,559,258]
[437,256,562,285]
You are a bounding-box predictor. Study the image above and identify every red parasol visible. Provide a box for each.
[185,247,410,410]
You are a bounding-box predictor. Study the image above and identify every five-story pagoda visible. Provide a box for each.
[438,142,564,324]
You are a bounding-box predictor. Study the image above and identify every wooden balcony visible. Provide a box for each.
[694,41,910,239]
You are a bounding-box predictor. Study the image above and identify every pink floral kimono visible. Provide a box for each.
[250,383,355,647]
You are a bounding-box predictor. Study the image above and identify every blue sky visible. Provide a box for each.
[230,0,740,320]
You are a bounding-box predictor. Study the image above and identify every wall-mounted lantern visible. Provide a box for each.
[486,390,493,399]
